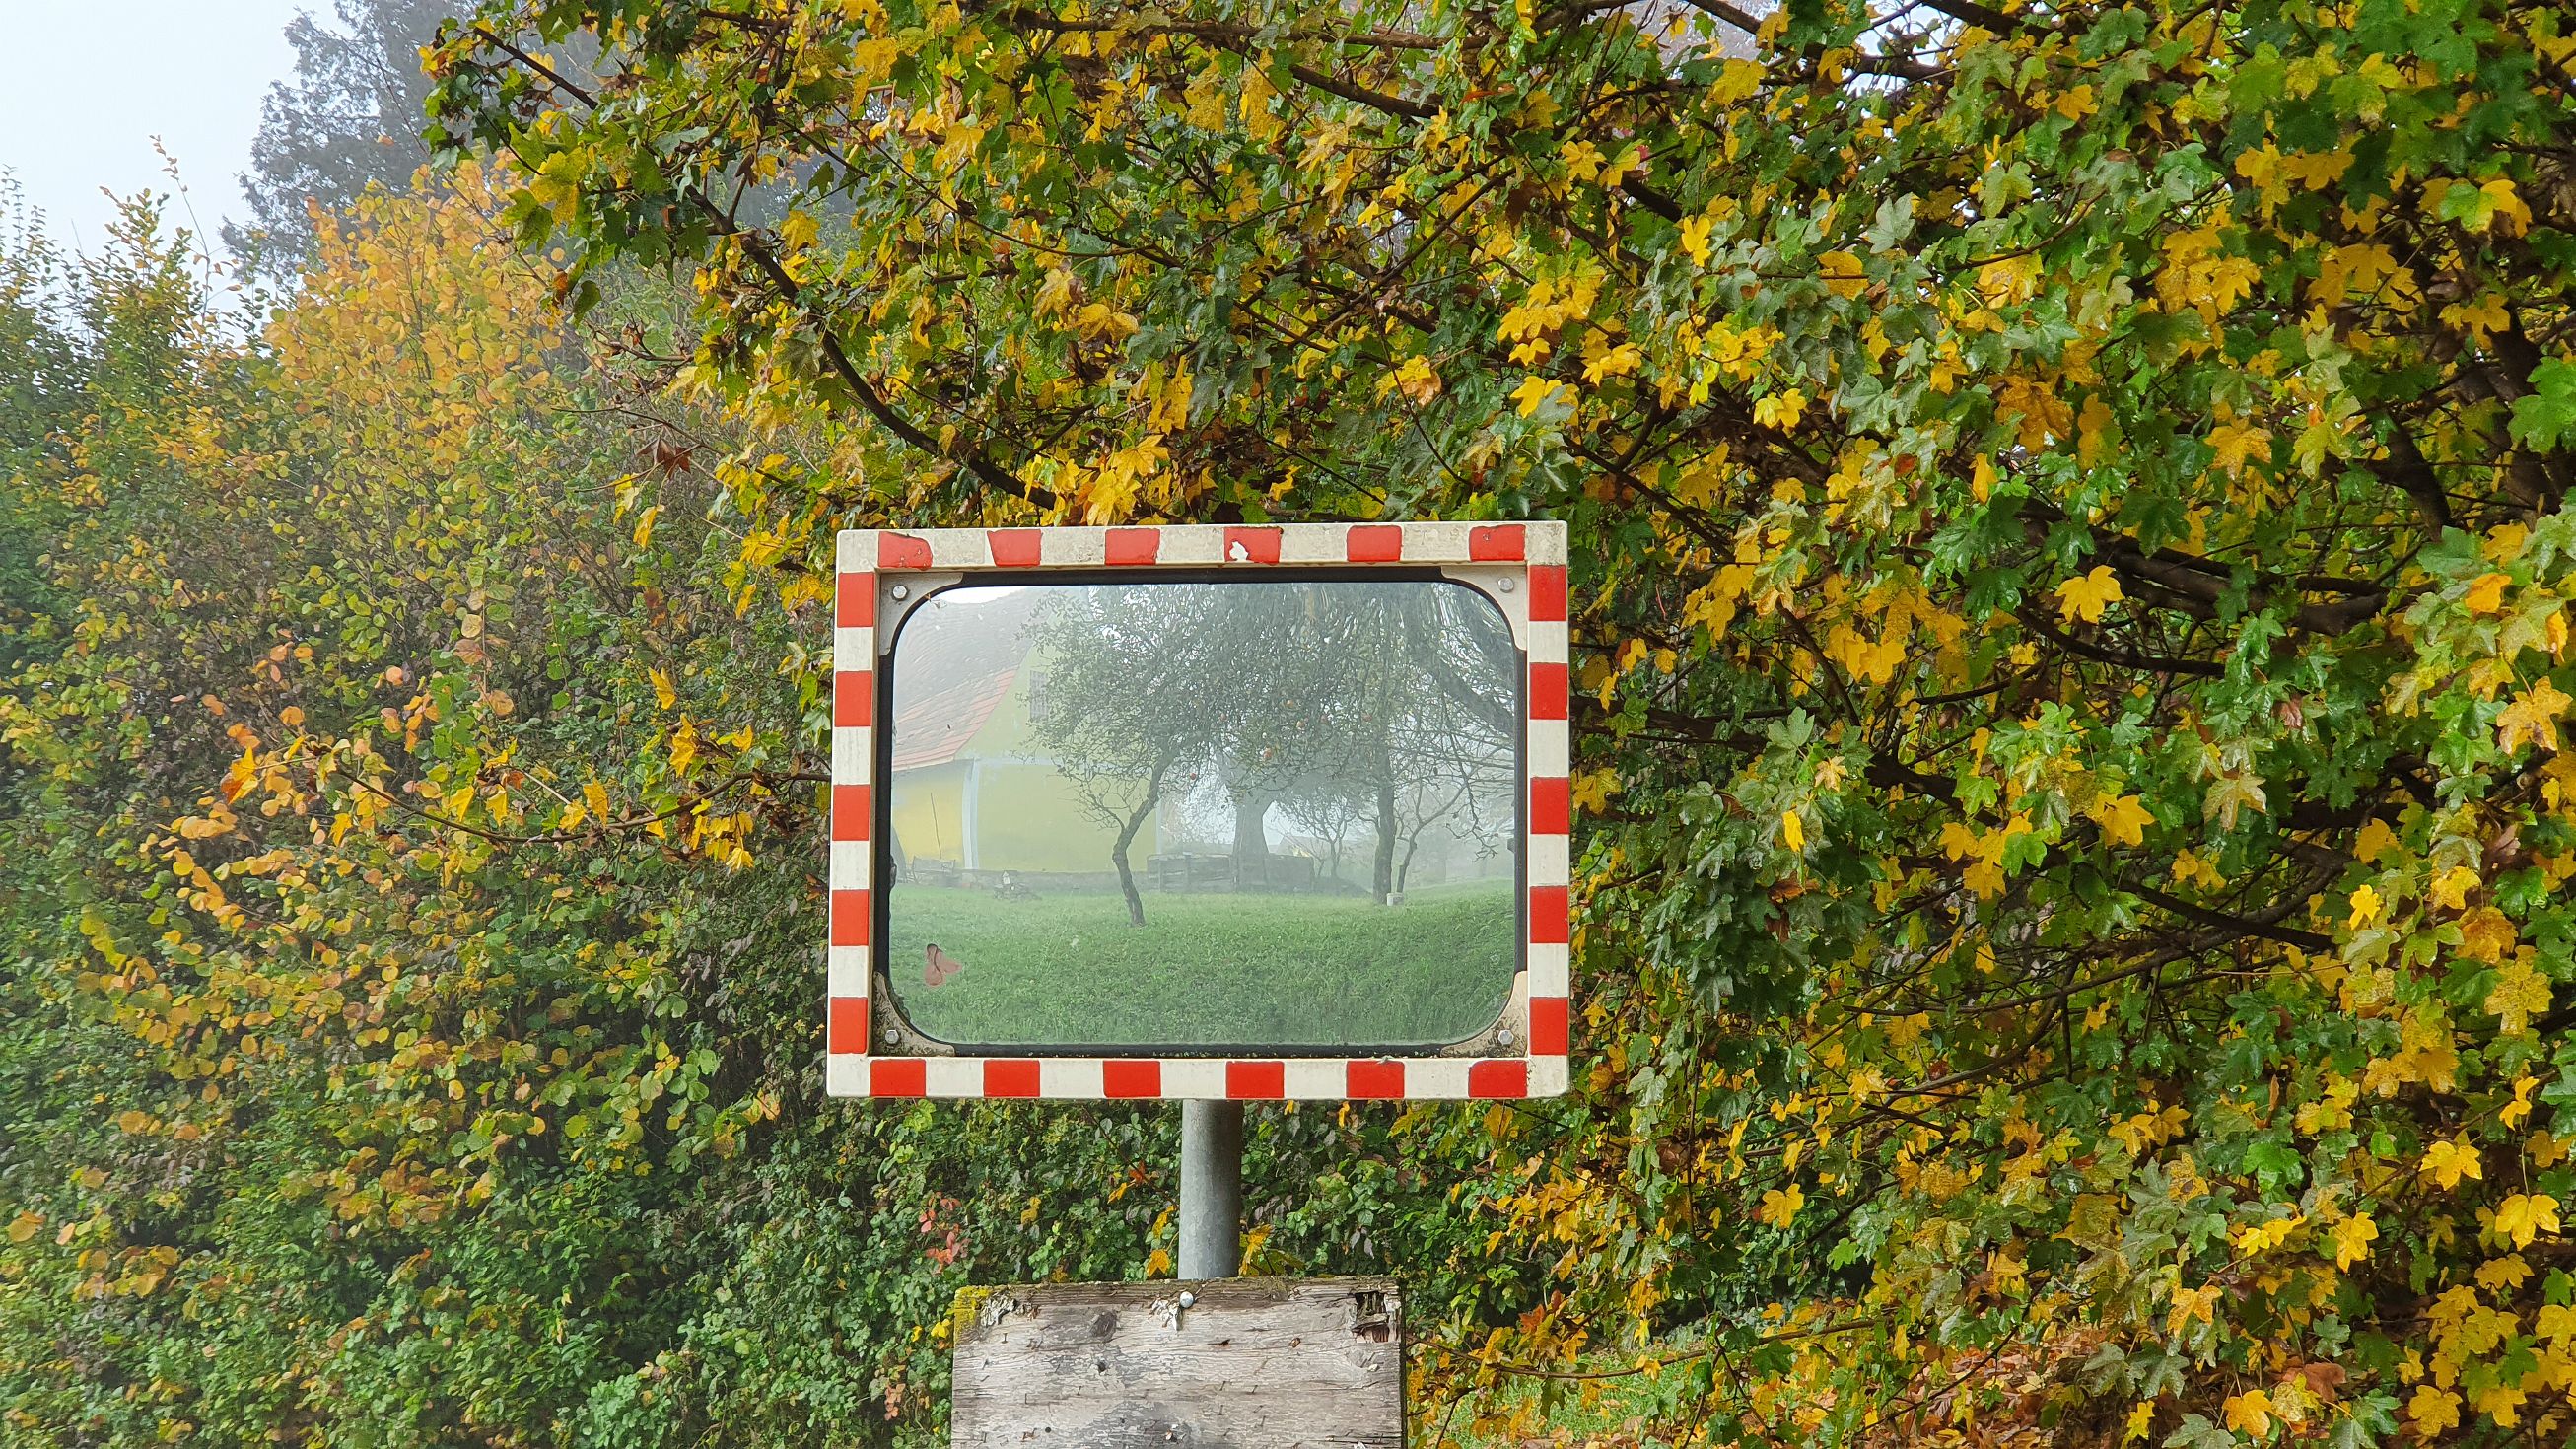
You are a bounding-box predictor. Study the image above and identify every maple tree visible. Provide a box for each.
[414,0,2576,1441]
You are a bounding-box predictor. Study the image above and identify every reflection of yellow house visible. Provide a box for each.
[888,604,1162,876]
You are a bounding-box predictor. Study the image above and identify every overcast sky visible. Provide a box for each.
[0,1,306,261]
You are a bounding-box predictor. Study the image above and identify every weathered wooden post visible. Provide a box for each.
[950,1277,1405,1448]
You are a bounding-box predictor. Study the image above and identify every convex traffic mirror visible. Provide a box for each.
[825,523,1569,1101]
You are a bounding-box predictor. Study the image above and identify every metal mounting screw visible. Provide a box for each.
[1497,1028,1515,1046]
[1176,1291,1197,1310]
[890,584,910,600]
[1497,578,1516,592]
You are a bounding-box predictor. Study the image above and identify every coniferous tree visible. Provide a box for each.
[225,0,457,274]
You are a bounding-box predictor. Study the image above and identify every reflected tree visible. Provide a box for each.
[1035,580,1518,914]
[1028,587,1228,926]
[1287,585,1517,902]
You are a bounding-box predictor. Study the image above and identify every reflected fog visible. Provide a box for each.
[881,579,1521,1052]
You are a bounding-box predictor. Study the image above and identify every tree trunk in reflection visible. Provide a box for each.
[1110,763,1166,927]
[1231,788,1275,889]
[1372,773,1398,904]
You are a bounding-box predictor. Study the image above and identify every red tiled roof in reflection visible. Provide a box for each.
[883,586,1042,772]
[888,665,1015,771]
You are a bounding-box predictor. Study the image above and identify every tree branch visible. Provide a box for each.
[1285,60,1436,120]
[466,25,1052,510]
[997,9,1444,50]
[2123,879,2334,951]
[2016,608,2226,677]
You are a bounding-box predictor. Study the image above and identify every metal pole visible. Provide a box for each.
[1177,1099,1244,1279]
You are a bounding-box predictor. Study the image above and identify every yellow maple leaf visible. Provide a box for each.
[2495,678,2571,754]
[1710,57,1765,104]
[1385,355,1441,405]
[2421,1137,2484,1190]
[2207,419,2273,477]
[1582,341,1642,383]
[2502,1075,2540,1129]
[1073,301,1138,341]
[2163,1280,2220,1334]
[2087,794,2154,847]
[1816,249,1867,299]
[1759,1183,1803,1228]
[2532,1126,2570,1167]
[1677,212,1714,266]
[4,1210,39,1244]
[2463,571,2512,614]
[2492,1192,2561,1249]
[2460,906,2518,961]
[2479,176,2533,236]
[2486,959,2551,1033]
[2475,1254,2532,1294]
[2331,1213,2378,1270]
[2427,864,2482,910]
[2172,848,2224,889]
[1753,388,1808,430]
[1034,266,1078,317]
[527,151,583,212]
[1569,769,1618,813]
[1511,375,1567,418]
[2472,1378,2530,1426]
[2346,883,2382,929]
[650,667,677,710]
[2408,1386,2462,1435]
[2054,566,2123,624]
[1780,809,1806,853]
[2440,293,2511,345]
[2236,1214,2301,1255]
[2223,1389,2272,1437]
[2537,1301,2576,1344]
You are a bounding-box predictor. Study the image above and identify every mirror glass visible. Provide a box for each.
[882,578,1521,1052]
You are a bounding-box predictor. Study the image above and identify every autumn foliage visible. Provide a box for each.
[0,169,1479,1445]
[5,0,2576,1441]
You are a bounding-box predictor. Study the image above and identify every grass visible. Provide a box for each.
[883,879,1517,1050]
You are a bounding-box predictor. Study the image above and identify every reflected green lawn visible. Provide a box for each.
[883,879,1517,1050]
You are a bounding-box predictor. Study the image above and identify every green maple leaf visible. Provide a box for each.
[2509,358,2576,452]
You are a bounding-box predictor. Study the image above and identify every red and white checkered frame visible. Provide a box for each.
[826,521,1569,1101]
